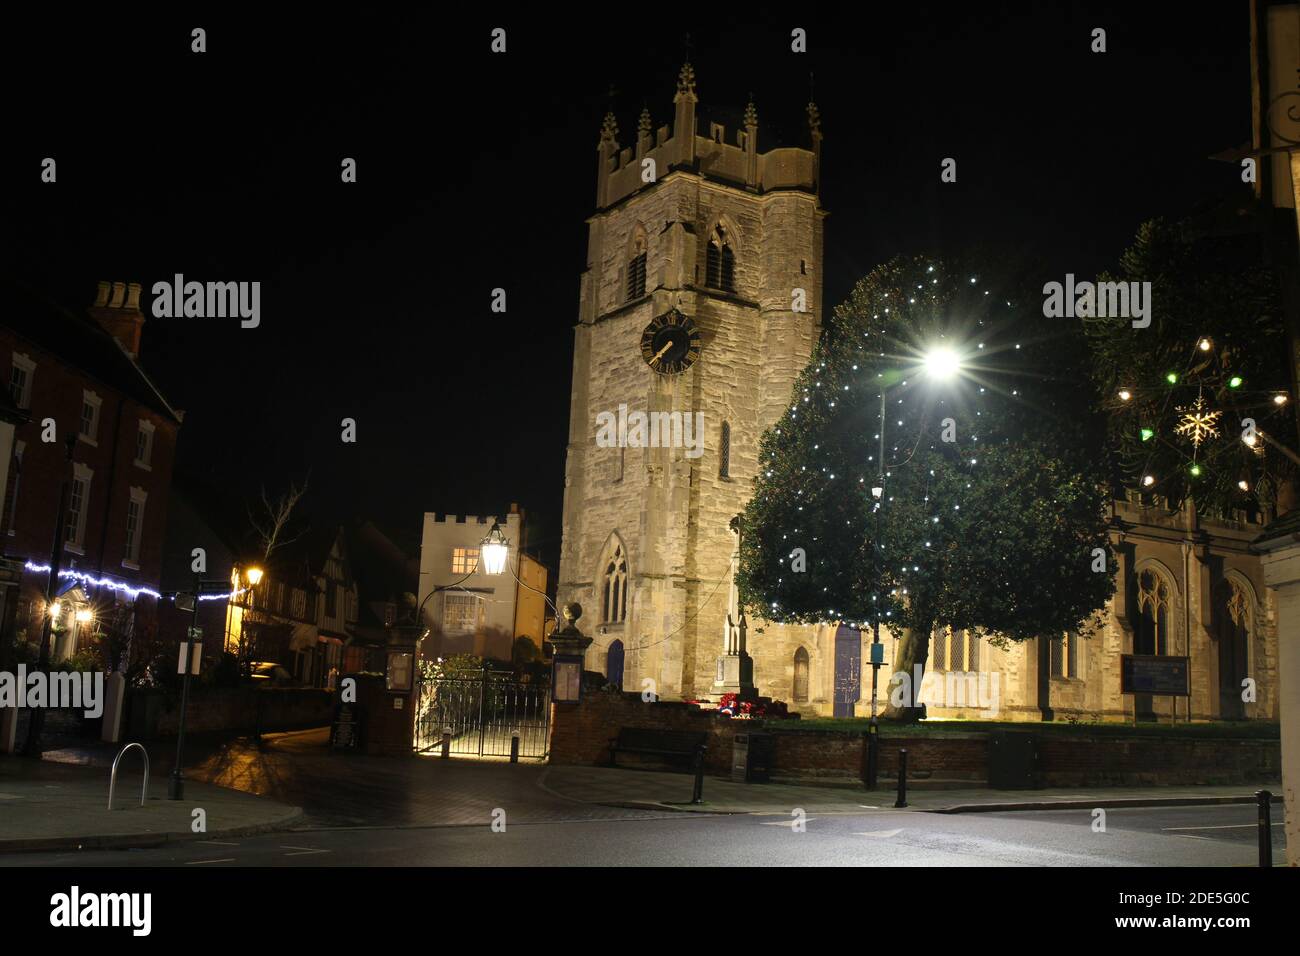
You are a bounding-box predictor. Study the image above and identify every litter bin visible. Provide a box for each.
[987,731,1038,789]
[732,731,773,783]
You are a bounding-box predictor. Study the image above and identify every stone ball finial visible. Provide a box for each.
[564,602,583,624]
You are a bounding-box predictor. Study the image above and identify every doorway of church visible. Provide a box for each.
[833,625,861,718]
[606,639,625,690]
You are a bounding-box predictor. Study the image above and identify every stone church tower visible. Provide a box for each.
[557,63,826,700]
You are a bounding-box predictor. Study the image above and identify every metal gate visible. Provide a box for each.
[415,677,550,758]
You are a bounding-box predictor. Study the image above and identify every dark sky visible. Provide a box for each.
[2,4,1249,571]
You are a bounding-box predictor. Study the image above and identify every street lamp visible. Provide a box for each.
[479,522,509,576]
[865,345,964,786]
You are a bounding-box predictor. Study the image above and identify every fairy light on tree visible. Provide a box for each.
[736,255,1115,722]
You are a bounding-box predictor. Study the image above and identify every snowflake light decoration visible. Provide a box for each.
[1173,395,1221,448]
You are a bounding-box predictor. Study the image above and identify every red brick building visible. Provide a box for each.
[0,279,182,665]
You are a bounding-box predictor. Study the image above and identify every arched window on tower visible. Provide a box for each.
[793,647,809,702]
[719,421,731,479]
[706,225,736,293]
[602,543,628,625]
[626,234,647,301]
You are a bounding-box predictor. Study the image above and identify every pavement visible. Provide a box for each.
[0,753,302,852]
[539,764,1283,815]
[0,726,1284,855]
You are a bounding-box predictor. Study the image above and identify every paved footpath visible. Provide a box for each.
[1,728,1281,854]
[0,754,301,852]
[540,764,1284,816]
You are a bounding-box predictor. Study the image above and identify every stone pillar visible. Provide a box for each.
[1257,534,1300,865]
[713,515,754,698]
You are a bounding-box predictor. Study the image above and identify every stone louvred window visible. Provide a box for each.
[626,251,647,301]
[719,422,731,478]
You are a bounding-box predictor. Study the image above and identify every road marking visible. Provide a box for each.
[281,845,330,856]
[853,828,903,838]
[759,819,816,828]
[196,840,240,846]
[857,805,880,809]
[185,858,236,865]
[1161,824,1255,832]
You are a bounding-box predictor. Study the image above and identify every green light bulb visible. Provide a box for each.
[1166,373,1178,384]
[1190,463,1201,477]
[1140,428,1154,442]
[1229,376,1243,388]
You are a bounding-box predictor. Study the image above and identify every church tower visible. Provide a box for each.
[557,63,826,700]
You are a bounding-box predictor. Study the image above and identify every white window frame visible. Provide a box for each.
[441,592,482,635]
[10,353,35,409]
[134,419,155,469]
[64,463,93,554]
[78,390,103,446]
[122,486,147,569]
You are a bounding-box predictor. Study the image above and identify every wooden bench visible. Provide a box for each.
[608,727,707,769]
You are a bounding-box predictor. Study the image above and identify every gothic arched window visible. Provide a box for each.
[602,543,628,625]
[793,647,809,702]
[626,234,647,301]
[719,421,731,479]
[1136,569,1171,655]
[706,225,736,293]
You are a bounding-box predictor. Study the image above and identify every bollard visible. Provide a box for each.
[1256,790,1273,868]
[510,732,520,764]
[690,745,706,805]
[440,730,451,760]
[894,748,908,808]
[865,718,880,790]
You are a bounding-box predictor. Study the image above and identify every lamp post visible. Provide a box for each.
[22,433,77,759]
[866,347,962,784]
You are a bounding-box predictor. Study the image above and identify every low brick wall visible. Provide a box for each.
[129,687,334,738]
[548,692,1280,788]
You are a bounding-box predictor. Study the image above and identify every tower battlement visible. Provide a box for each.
[595,62,822,210]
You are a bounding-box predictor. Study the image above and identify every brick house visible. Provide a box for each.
[0,279,182,665]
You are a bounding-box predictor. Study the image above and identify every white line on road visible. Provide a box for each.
[185,858,236,865]
[759,819,816,828]
[281,845,330,856]
[196,840,240,846]
[1161,824,1256,832]
[853,828,903,838]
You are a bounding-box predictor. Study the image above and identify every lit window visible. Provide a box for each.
[451,547,478,575]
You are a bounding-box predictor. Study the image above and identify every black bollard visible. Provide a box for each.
[691,745,706,805]
[440,730,451,759]
[1257,790,1273,868]
[510,732,520,764]
[894,748,908,808]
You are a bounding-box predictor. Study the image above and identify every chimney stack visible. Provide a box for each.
[88,279,147,359]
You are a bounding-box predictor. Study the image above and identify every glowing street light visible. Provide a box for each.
[245,566,264,586]
[923,347,961,381]
[479,521,510,576]
[74,608,94,624]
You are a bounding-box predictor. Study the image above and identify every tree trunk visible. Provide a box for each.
[883,622,932,722]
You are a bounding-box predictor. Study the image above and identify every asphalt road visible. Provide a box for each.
[3,802,1282,867]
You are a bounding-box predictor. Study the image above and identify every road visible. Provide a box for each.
[3,802,1281,867]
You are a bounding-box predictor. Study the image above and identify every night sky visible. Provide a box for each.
[3,5,1249,572]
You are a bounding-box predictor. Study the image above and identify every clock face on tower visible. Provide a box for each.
[640,310,702,375]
